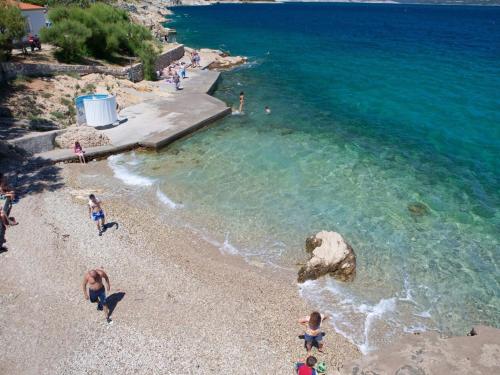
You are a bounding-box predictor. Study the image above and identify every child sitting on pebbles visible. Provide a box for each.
[295,356,326,375]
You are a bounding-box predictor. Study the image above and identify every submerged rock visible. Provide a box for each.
[298,231,356,283]
[408,202,430,217]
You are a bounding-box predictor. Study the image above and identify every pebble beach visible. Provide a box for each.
[0,161,359,374]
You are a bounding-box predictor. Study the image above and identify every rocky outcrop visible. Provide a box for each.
[201,49,247,70]
[55,126,110,149]
[117,0,173,39]
[185,47,247,70]
[298,231,356,283]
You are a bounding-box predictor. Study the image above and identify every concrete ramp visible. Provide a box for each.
[105,93,229,149]
[33,69,230,163]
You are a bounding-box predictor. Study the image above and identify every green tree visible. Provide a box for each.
[41,19,91,62]
[0,3,27,61]
[137,42,160,81]
[40,3,159,80]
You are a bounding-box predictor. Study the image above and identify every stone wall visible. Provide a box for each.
[0,62,127,82]
[0,45,185,83]
[128,44,186,82]
[155,44,185,72]
[8,129,64,155]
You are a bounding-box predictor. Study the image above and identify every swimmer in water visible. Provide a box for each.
[239,91,245,113]
[265,106,271,114]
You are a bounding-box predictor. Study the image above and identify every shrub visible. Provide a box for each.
[60,98,72,106]
[67,103,76,118]
[82,83,96,93]
[50,111,66,122]
[12,75,32,86]
[137,43,159,81]
[41,3,159,80]
[41,19,91,62]
[0,3,27,61]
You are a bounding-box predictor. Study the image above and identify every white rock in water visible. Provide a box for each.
[298,231,356,283]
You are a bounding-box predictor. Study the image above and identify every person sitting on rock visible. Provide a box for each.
[299,311,328,355]
[74,141,86,164]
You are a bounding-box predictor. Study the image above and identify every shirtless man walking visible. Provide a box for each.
[82,268,111,323]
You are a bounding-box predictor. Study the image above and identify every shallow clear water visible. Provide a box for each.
[111,4,499,351]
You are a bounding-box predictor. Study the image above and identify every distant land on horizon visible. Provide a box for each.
[297,0,500,5]
[202,0,500,6]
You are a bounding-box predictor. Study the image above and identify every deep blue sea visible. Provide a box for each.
[111,3,500,351]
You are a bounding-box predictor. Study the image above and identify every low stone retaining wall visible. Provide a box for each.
[0,62,126,81]
[8,129,64,155]
[0,45,185,82]
[128,44,186,81]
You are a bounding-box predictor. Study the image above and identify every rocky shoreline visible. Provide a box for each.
[117,0,248,69]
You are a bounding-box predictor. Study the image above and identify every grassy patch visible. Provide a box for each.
[82,83,96,93]
[50,111,66,120]
[11,75,32,88]
[41,92,53,99]
[67,105,76,118]
[60,97,72,106]
[28,114,45,121]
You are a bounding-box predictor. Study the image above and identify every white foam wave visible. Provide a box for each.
[126,151,140,166]
[414,309,432,319]
[184,224,241,257]
[108,155,155,186]
[156,188,183,209]
[403,322,429,334]
[221,233,239,255]
[358,297,397,354]
[399,272,417,304]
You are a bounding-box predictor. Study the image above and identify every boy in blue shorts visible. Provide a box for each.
[88,194,106,236]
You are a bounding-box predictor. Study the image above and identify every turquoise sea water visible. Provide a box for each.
[111,4,499,351]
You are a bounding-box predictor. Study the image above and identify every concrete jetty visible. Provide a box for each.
[30,69,230,163]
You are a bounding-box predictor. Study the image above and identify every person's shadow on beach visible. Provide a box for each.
[107,292,126,318]
[102,222,119,233]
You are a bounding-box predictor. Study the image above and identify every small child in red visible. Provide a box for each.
[295,356,317,375]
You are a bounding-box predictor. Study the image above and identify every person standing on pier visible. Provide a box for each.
[179,62,187,79]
